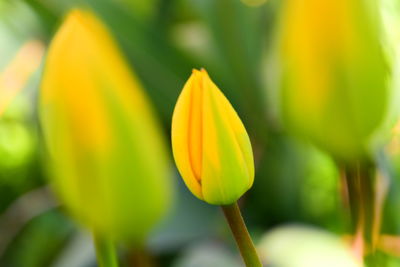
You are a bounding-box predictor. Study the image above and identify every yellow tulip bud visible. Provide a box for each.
[277,0,388,161]
[39,9,172,242]
[172,69,254,205]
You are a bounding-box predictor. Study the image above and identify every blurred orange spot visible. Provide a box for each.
[378,235,400,257]
[387,119,400,156]
[0,40,45,116]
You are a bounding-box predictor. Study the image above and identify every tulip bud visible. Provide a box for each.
[39,9,172,241]
[277,0,389,161]
[172,69,254,205]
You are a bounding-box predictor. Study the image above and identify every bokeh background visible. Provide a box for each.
[0,0,400,266]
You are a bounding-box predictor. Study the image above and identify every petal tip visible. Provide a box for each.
[192,68,201,74]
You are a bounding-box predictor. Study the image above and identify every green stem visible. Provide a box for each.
[343,160,376,261]
[128,246,155,267]
[93,233,119,267]
[221,202,262,267]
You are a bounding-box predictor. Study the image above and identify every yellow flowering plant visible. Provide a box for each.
[278,0,388,162]
[40,9,172,266]
[172,68,261,267]
[172,68,254,205]
[275,0,390,261]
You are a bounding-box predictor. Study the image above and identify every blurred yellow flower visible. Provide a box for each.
[278,0,389,161]
[172,69,254,205]
[40,9,172,242]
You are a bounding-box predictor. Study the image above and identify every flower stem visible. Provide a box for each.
[342,160,376,262]
[221,202,262,267]
[93,233,119,267]
[128,246,156,267]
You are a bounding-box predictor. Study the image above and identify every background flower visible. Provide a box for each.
[0,0,399,266]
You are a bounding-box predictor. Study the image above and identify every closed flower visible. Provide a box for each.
[172,69,254,205]
[40,9,172,242]
[277,0,389,161]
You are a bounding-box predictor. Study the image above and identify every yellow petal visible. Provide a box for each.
[188,70,203,181]
[171,71,203,199]
[200,70,254,204]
